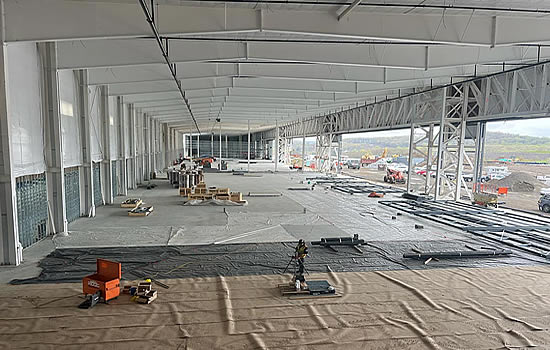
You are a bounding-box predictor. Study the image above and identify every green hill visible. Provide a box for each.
[292,132,550,162]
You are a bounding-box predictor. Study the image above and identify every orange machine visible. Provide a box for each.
[82,259,121,302]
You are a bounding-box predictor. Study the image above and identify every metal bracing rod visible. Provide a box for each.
[137,0,200,134]
[338,0,362,21]
[403,250,512,259]
[181,0,550,15]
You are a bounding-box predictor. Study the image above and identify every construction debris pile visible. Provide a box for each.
[122,280,158,304]
[121,198,153,216]
[181,180,245,204]
[490,172,540,192]
[172,168,246,204]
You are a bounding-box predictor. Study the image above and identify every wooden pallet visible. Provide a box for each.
[188,193,214,200]
[215,194,231,200]
[128,206,154,217]
[121,199,142,208]
[277,284,341,299]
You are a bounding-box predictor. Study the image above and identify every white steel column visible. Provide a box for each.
[117,97,127,196]
[76,69,94,216]
[336,135,342,174]
[182,131,187,159]
[128,104,137,189]
[454,83,470,201]
[424,125,435,195]
[164,124,170,166]
[211,133,214,157]
[247,120,251,172]
[100,85,113,204]
[0,40,22,265]
[473,122,487,183]
[328,133,333,173]
[170,128,174,161]
[39,42,68,234]
[274,120,279,172]
[196,133,200,158]
[219,122,222,167]
[151,119,156,175]
[225,135,228,159]
[434,88,448,200]
[406,124,415,193]
[301,118,306,171]
[143,114,150,181]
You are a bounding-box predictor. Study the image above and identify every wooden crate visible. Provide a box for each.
[137,290,158,304]
[195,187,207,194]
[230,192,243,202]
[179,187,192,196]
[215,194,230,200]
[188,193,214,200]
[216,188,230,194]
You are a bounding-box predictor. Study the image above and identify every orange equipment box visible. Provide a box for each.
[82,259,121,301]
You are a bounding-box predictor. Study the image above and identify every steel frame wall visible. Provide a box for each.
[259,61,550,198]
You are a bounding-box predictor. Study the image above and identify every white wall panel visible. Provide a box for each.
[6,43,45,177]
[88,86,103,162]
[58,70,81,167]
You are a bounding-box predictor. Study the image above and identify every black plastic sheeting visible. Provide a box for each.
[11,240,549,285]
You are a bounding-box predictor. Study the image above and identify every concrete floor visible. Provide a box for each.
[0,161,473,283]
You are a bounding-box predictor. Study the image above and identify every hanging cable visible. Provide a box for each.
[138,0,201,134]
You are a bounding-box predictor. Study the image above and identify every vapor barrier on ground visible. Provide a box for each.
[11,240,548,285]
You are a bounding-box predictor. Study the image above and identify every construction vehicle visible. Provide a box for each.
[473,192,498,207]
[194,156,215,167]
[361,147,388,167]
[538,195,550,213]
[384,168,406,184]
[290,157,303,170]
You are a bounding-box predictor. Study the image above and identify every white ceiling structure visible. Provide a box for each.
[6,0,550,135]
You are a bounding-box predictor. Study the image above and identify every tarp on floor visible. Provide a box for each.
[11,240,548,285]
[3,266,550,349]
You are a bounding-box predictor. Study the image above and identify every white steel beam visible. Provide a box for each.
[7,1,550,46]
[57,39,550,70]
[107,76,444,95]
[88,63,500,86]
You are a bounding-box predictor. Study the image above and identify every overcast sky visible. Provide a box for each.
[342,117,550,139]
[487,118,550,137]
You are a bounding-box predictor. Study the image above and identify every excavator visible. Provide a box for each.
[384,168,406,184]
[361,147,388,167]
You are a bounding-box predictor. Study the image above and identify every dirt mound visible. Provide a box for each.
[489,172,541,192]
